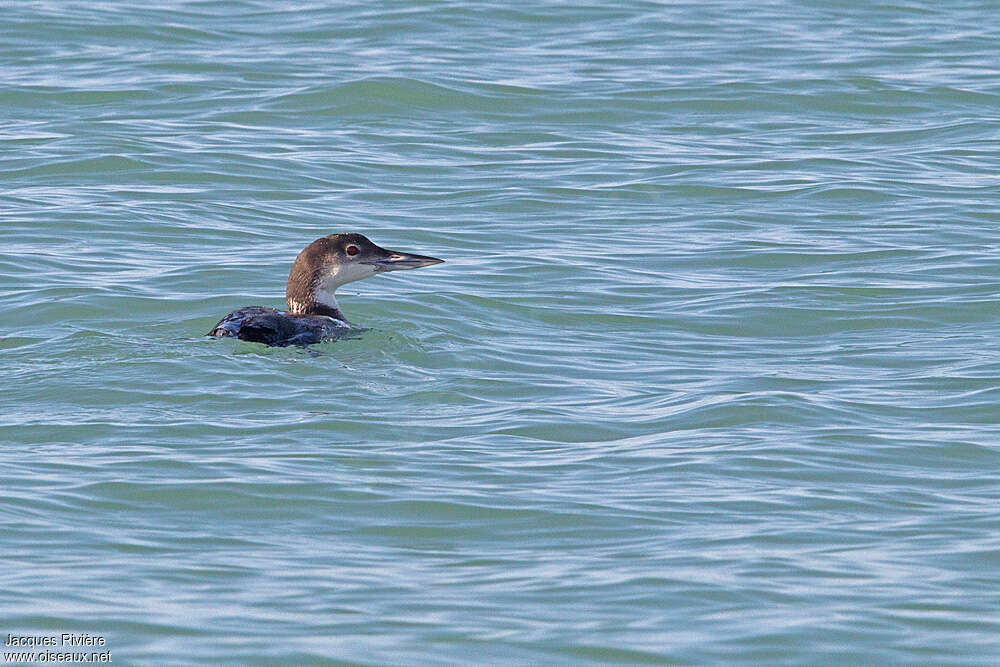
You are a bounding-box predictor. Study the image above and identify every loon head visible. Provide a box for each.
[285,233,443,319]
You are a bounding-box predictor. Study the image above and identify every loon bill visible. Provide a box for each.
[209,233,443,347]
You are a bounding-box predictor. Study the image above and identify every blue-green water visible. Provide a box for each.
[3,1,1000,663]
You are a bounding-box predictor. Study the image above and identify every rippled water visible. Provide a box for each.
[3,1,1000,663]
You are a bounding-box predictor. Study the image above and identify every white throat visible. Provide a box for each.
[314,280,340,311]
[318,263,375,299]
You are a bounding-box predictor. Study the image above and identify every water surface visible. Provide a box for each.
[3,1,1000,663]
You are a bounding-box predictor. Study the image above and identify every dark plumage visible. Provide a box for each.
[208,306,348,347]
[208,233,443,347]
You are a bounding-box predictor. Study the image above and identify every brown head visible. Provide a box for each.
[285,233,443,319]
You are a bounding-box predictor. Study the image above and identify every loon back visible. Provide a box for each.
[207,233,443,347]
[209,307,348,347]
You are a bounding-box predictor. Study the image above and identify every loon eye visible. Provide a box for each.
[345,245,360,257]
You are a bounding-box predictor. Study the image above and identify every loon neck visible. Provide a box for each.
[288,300,346,322]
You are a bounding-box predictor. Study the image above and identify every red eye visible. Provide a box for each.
[346,245,359,256]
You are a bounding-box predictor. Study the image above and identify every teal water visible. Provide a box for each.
[3,1,1000,663]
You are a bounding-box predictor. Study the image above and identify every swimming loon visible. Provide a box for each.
[209,233,443,346]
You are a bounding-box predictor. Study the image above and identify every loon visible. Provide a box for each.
[209,233,443,346]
